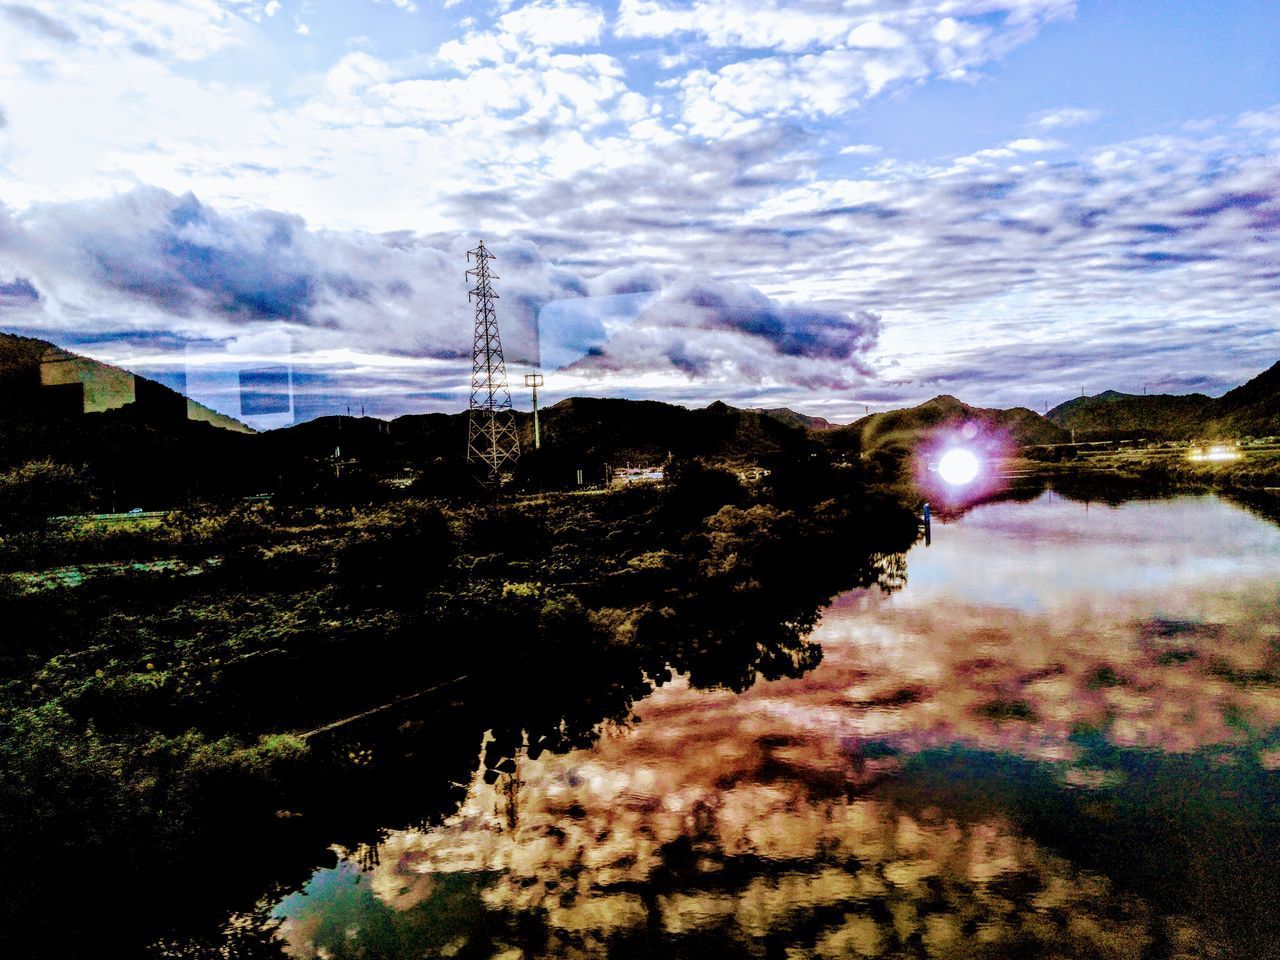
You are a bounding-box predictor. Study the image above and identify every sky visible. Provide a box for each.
[0,0,1278,425]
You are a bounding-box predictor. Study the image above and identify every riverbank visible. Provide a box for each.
[1020,440,1280,492]
[0,458,919,959]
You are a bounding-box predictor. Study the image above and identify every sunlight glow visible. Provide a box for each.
[1188,444,1242,463]
[938,448,981,486]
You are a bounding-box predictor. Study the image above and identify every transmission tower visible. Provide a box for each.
[466,241,520,482]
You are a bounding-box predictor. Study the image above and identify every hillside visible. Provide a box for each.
[820,395,1068,454]
[0,333,251,434]
[0,333,261,506]
[10,327,1275,503]
[517,397,811,464]
[757,407,836,432]
[1207,361,1280,437]
[1047,362,1280,440]
[253,397,817,487]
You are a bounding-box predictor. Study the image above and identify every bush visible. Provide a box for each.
[334,504,455,596]
[663,458,746,522]
[0,460,91,531]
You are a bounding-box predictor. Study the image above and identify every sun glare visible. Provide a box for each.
[937,448,981,486]
[1187,444,1241,463]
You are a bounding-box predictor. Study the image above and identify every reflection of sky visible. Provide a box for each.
[183,330,296,430]
[903,492,1280,614]
[537,292,657,372]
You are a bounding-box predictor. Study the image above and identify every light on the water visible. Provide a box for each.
[1188,444,1242,462]
[938,448,981,486]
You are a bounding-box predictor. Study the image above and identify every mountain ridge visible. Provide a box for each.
[3,332,1277,506]
[1047,361,1280,440]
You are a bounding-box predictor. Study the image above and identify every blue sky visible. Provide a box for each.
[0,0,1277,424]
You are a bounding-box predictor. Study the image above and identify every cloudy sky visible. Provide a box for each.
[0,0,1278,424]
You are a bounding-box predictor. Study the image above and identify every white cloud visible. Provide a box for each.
[1032,107,1101,129]
[497,0,604,48]
[640,1,1076,134]
[1006,137,1064,152]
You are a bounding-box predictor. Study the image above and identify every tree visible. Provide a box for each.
[0,459,91,531]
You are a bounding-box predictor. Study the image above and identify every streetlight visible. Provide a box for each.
[524,372,544,449]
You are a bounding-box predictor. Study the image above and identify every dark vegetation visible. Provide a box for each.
[0,446,918,959]
[1047,360,1280,441]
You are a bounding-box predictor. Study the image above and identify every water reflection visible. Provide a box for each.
[275,492,1280,960]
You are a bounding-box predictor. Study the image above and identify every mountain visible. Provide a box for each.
[0,333,251,434]
[1047,362,1280,440]
[261,398,815,476]
[517,398,810,465]
[757,407,836,432]
[0,333,260,507]
[820,394,1068,454]
[1207,361,1280,437]
[10,327,1273,505]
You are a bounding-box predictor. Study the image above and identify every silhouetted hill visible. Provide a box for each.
[821,394,1068,454]
[1209,361,1280,437]
[261,398,815,472]
[0,333,260,507]
[757,407,836,432]
[11,327,1275,504]
[0,333,251,434]
[526,397,810,464]
[1047,362,1280,440]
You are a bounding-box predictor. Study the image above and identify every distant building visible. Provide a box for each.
[610,465,665,487]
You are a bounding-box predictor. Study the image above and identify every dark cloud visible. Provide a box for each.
[587,265,668,297]
[1,4,77,43]
[652,280,877,361]
[559,279,880,390]
[0,275,38,302]
[70,191,318,322]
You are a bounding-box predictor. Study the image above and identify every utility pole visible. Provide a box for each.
[524,372,544,450]
[465,241,520,483]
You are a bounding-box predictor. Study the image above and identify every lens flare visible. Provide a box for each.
[938,448,980,486]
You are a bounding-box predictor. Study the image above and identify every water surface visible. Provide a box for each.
[274,492,1280,959]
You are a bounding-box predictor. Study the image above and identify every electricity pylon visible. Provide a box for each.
[466,241,520,482]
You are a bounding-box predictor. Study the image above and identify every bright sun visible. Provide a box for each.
[938,448,980,486]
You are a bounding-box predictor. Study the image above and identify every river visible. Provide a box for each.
[265,491,1280,959]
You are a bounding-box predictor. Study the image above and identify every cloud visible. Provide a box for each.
[0,4,77,43]
[497,0,604,47]
[1032,106,1101,129]
[0,0,1275,419]
[468,103,1280,412]
[619,0,1076,134]
[0,187,882,415]
[7,1,248,61]
[0,275,39,302]
[559,279,880,389]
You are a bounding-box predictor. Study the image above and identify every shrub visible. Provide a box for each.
[0,460,91,531]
